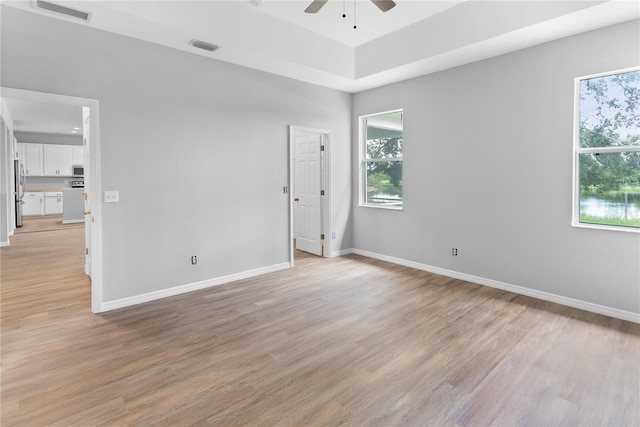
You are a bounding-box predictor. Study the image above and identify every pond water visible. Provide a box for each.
[580,197,640,219]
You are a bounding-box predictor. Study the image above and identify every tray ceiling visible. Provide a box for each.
[3,1,640,93]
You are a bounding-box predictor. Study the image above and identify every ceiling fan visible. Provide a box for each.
[304,0,396,14]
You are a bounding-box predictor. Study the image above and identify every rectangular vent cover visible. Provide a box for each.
[189,39,219,52]
[35,1,91,21]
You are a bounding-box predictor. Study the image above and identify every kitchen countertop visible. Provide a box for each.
[26,188,82,192]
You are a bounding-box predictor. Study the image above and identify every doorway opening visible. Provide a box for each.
[1,87,102,313]
[289,126,331,266]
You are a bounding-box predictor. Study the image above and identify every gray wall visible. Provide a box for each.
[1,6,352,302]
[352,20,640,314]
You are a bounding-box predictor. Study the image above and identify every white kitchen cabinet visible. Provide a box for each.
[44,192,64,214]
[72,145,84,166]
[23,192,44,216]
[19,143,81,176]
[42,145,57,176]
[44,144,74,176]
[22,143,43,176]
[59,145,74,175]
[17,142,25,161]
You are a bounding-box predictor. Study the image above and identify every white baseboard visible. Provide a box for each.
[331,248,354,258]
[62,219,85,224]
[0,240,9,247]
[100,262,291,312]
[97,249,639,324]
[349,248,640,324]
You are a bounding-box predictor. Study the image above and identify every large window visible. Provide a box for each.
[574,68,640,231]
[360,110,403,209]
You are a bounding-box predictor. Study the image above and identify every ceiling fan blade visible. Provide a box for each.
[304,0,328,14]
[371,0,396,12]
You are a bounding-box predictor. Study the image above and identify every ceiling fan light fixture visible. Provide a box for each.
[305,0,328,14]
[305,0,395,29]
[189,39,219,52]
[371,0,396,13]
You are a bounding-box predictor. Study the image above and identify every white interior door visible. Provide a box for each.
[293,130,323,256]
[82,107,92,278]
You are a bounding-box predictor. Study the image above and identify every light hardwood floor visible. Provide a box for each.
[14,214,83,234]
[1,223,639,426]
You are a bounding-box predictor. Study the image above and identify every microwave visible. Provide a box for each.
[72,165,84,177]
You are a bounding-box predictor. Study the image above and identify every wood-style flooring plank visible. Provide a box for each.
[1,222,639,426]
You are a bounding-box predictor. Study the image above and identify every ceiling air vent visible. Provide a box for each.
[34,1,91,21]
[189,39,219,52]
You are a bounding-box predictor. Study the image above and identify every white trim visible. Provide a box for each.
[288,127,294,266]
[331,248,354,258]
[350,248,640,324]
[365,158,405,164]
[323,132,332,259]
[360,204,403,211]
[287,125,296,267]
[572,222,640,234]
[100,262,291,312]
[0,240,9,247]
[88,102,102,313]
[578,146,640,155]
[358,109,404,210]
[576,66,640,82]
[0,87,103,314]
[571,72,580,229]
[62,219,85,224]
[288,125,332,264]
[571,66,640,233]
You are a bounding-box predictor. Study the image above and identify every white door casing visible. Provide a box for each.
[1,87,103,313]
[82,107,92,279]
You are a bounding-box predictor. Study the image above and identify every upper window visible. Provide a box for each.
[574,68,640,231]
[360,110,403,209]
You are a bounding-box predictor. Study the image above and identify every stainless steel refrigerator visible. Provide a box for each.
[14,160,24,227]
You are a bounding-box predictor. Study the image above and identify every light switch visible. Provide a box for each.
[104,190,119,203]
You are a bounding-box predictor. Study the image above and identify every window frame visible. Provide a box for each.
[359,109,404,210]
[572,66,640,233]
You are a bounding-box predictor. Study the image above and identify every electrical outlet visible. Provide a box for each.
[332,232,336,239]
[104,190,119,203]
[452,248,458,256]
[191,255,197,265]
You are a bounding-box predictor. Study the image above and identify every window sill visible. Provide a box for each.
[360,204,403,211]
[572,222,640,234]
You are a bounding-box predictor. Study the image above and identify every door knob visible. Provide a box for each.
[84,209,91,215]
[294,198,299,202]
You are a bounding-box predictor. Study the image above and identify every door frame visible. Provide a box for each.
[289,125,331,266]
[1,87,103,313]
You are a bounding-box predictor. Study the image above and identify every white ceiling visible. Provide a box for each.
[3,97,83,135]
[247,0,465,47]
[4,0,640,93]
[2,0,639,134]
